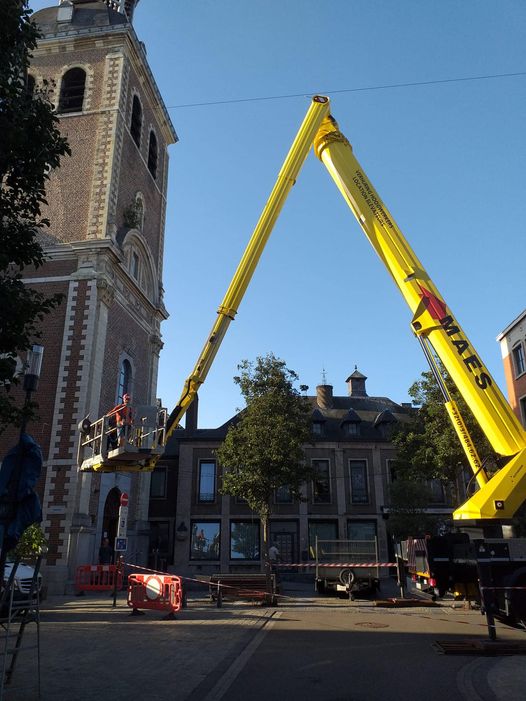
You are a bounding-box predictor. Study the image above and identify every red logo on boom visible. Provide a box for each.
[418,285,447,321]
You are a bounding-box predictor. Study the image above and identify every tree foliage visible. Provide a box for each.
[216,354,313,563]
[391,368,496,499]
[387,479,443,540]
[0,1,70,431]
[10,523,48,561]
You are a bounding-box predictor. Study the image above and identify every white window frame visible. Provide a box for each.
[512,342,526,378]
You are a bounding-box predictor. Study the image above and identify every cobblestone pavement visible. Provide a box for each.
[5,580,526,701]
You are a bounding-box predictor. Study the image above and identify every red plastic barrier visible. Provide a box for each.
[75,564,123,592]
[127,573,182,616]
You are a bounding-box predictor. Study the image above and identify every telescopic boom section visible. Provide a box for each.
[153,97,331,460]
[313,115,526,520]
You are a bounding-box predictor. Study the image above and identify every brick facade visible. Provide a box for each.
[0,2,177,593]
[498,309,526,426]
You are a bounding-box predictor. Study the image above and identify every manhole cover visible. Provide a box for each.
[355,621,389,629]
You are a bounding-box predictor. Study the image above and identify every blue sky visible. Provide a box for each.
[29,1,526,428]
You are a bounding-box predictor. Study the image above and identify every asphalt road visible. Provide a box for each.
[6,580,526,701]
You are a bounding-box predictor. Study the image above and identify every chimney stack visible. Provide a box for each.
[185,394,199,431]
[316,384,334,409]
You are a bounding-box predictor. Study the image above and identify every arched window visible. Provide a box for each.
[58,67,86,113]
[117,359,132,402]
[130,95,142,148]
[147,130,158,178]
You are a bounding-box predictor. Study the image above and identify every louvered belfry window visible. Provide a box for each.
[58,68,86,113]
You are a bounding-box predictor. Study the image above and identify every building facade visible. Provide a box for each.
[149,371,415,579]
[497,309,526,428]
[0,0,177,593]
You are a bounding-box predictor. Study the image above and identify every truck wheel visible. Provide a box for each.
[339,569,355,587]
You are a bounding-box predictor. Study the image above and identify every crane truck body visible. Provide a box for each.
[76,97,526,626]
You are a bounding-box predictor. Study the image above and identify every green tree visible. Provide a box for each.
[0,1,70,431]
[10,523,48,561]
[216,353,313,580]
[392,368,496,503]
[387,480,442,540]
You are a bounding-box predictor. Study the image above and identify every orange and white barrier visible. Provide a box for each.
[75,564,123,592]
[127,573,182,617]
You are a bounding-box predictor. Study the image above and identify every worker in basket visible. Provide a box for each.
[107,393,134,448]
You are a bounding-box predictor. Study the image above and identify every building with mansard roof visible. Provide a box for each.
[148,370,421,579]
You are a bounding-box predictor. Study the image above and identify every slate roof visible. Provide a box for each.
[32,3,128,35]
[163,391,413,457]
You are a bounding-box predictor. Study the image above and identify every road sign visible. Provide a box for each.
[117,503,128,539]
[115,537,127,552]
[120,492,129,507]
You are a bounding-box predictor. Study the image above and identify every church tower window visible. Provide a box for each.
[130,95,142,148]
[147,130,158,179]
[118,359,133,402]
[58,67,86,113]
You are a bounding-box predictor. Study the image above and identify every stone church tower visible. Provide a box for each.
[1,1,177,593]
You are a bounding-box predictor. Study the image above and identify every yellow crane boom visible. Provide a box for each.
[313,114,526,520]
[81,97,526,524]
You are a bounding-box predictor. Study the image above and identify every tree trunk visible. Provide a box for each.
[261,509,272,601]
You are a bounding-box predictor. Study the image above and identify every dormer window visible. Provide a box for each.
[341,408,361,437]
[374,409,397,438]
[130,95,142,148]
[344,422,359,437]
[58,67,86,113]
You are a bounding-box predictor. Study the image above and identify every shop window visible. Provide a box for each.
[347,521,376,541]
[190,521,221,560]
[308,520,337,558]
[58,67,86,113]
[230,521,260,560]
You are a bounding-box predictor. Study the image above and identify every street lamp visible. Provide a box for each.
[20,344,44,437]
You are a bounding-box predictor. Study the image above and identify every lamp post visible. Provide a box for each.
[20,344,44,438]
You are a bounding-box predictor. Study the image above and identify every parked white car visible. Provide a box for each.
[3,561,43,601]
